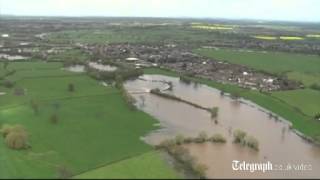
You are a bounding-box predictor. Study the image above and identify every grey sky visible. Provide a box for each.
[1,0,320,22]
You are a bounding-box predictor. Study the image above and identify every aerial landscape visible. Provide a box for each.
[0,0,320,179]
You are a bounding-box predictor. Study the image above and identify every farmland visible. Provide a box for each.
[74,151,180,179]
[0,61,177,178]
[195,48,320,74]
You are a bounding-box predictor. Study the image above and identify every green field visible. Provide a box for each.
[287,72,320,87]
[272,89,320,117]
[195,48,320,74]
[47,27,227,44]
[144,68,320,142]
[0,62,177,178]
[74,151,180,179]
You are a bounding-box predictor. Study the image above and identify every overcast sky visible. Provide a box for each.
[1,0,320,22]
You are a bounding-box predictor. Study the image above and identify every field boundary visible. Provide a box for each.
[72,150,154,178]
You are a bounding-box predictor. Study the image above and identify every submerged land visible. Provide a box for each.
[0,17,320,179]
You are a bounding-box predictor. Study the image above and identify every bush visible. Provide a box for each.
[183,137,194,144]
[120,85,137,111]
[314,113,320,120]
[179,75,192,84]
[195,131,208,143]
[50,114,59,124]
[192,163,208,179]
[233,129,247,145]
[157,139,176,150]
[175,134,185,145]
[14,87,25,96]
[210,107,219,119]
[3,80,14,88]
[68,83,75,92]
[310,83,320,91]
[30,100,39,115]
[246,136,259,151]
[209,134,227,143]
[220,90,225,96]
[231,91,241,100]
[115,75,123,89]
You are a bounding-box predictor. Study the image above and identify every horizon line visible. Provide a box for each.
[1,14,320,24]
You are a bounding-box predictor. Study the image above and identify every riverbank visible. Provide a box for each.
[143,68,320,143]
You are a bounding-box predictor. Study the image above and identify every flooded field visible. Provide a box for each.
[124,74,320,178]
[65,65,86,72]
[88,62,117,72]
[65,63,117,73]
[0,53,29,61]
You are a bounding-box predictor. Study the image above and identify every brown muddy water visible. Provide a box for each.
[124,74,320,179]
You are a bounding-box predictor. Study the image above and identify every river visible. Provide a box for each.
[124,74,320,178]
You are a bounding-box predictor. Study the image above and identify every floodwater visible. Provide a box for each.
[65,65,86,73]
[65,63,117,73]
[0,54,29,61]
[124,74,320,179]
[88,62,117,72]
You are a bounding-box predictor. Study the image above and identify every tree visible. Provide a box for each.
[50,114,59,124]
[220,90,225,96]
[1,124,29,150]
[57,166,73,179]
[193,163,208,179]
[14,87,25,96]
[231,91,241,100]
[210,107,219,119]
[30,100,39,115]
[5,131,29,150]
[0,124,14,137]
[3,80,14,88]
[115,75,123,89]
[209,134,226,143]
[233,129,247,145]
[175,134,185,145]
[68,83,75,92]
[246,136,259,151]
[195,131,208,143]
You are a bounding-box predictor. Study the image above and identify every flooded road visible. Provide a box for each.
[124,74,320,178]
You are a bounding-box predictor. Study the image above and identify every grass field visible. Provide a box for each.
[287,72,320,87]
[144,68,320,142]
[46,49,91,63]
[195,48,320,74]
[0,62,177,178]
[272,89,320,117]
[47,27,229,44]
[74,151,180,179]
